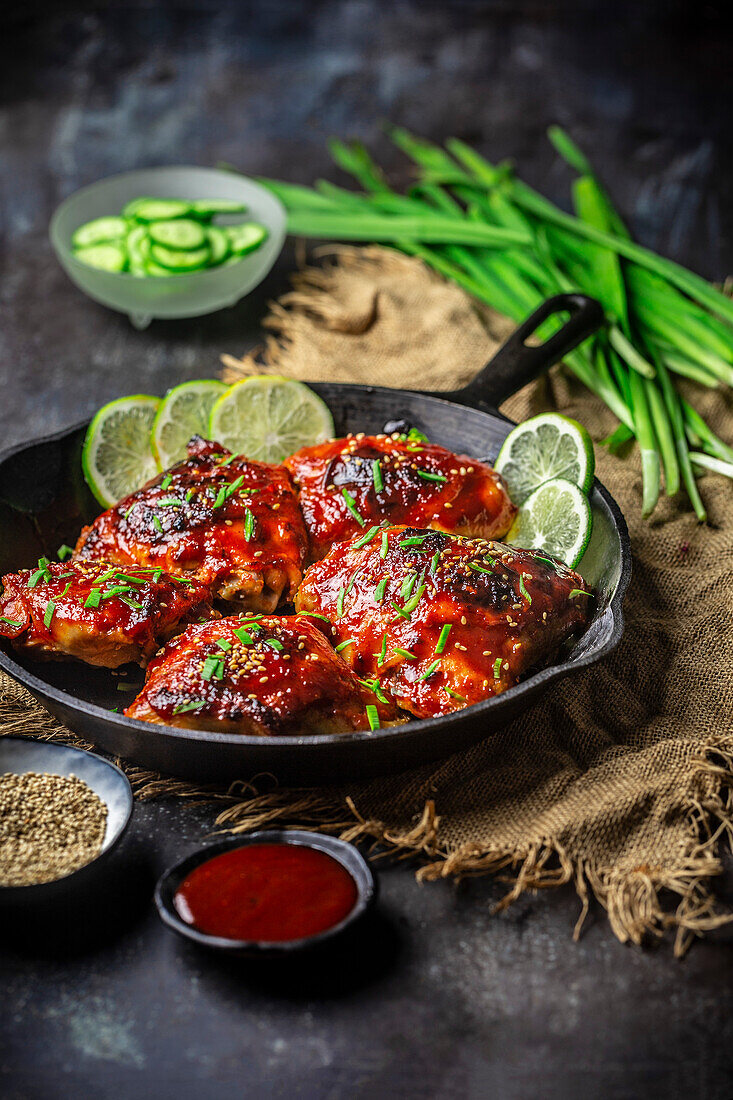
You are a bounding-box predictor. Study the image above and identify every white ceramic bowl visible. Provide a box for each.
[50,166,286,328]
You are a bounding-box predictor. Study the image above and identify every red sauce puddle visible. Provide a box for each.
[173,843,359,942]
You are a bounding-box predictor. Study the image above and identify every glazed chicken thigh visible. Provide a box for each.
[284,433,516,561]
[0,559,211,668]
[295,526,593,718]
[75,437,308,612]
[126,614,397,735]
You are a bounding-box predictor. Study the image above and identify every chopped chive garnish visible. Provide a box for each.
[101,585,131,599]
[569,588,591,598]
[243,510,256,541]
[399,571,417,601]
[408,428,428,443]
[202,655,224,681]
[0,616,22,628]
[186,488,195,503]
[220,453,238,466]
[416,470,447,483]
[57,544,73,561]
[341,488,366,527]
[379,633,387,665]
[374,577,388,602]
[493,657,503,680]
[469,562,494,574]
[518,576,532,604]
[393,648,417,661]
[174,700,205,714]
[212,486,228,509]
[264,638,284,652]
[401,585,426,616]
[152,515,164,533]
[61,582,72,598]
[534,554,557,566]
[94,568,118,585]
[345,569,360,598]
[399,536,428,548]
[297,611,330,622]
[335,638,355,653]
[84,590,101,609]
[157,498,181,508]
[380,531,389,559]
[234,626,255,645]
[38,557,49,568]
[336,587,345,617]
[419,659,441,681]
[161,475,173,490]
[227,474,245,497]
[366,704,380,731]
[372,459,384,493]
[353,525,380,549]
[215,638,232,651]
[435,624,451,654]
[152,567,163,583]
[390,601,411,621]
[357,677,389,704]
[446,688,467,703]
[119,597,142,611]
[430,551,440,574]
[113,573,146,585]
[124,504,136,520]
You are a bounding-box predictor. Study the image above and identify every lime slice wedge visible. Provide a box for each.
[82,395,161,507]
[152,379,229,469]
[506,477,592,568]
[495,412,595,505]
[208,376,334,463]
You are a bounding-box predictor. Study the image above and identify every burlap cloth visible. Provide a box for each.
[3,246,733,953]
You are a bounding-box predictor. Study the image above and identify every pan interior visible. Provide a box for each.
[0,384,626,723]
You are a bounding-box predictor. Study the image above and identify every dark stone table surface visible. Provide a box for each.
[1,2,732,1097]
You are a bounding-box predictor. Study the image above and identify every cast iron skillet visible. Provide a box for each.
[0,294,630,784]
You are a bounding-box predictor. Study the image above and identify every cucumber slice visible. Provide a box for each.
[72,216,128,249]
[207,225,231,266]
[145,260,177,277]
[226,222,268,255]
[122,196,155,219]
[131,199,192,222]
[191,199,248,218]
[74,242,128,273]
[150,242,211,271]
[126,225,149,277]
[148,218,207,251]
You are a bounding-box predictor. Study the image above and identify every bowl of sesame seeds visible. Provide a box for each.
[0,736,133,904]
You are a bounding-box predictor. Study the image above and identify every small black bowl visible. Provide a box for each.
[155,830,377,956]
[0,735,133,907]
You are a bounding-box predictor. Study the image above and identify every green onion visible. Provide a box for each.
[416,470,447,484]
[157,498,180,508]
[518,576,532,604]
[445,688,467,703]
[399,571,418,601]
[234,626,255,645]
[336,587,346,617]
[84,590,101,609]
[399,535,428,547]
[493,657,502,680]
[341,488,366,527]
[379,632,388,665]
[335,638,355,652]
[215,638,232,651]
[202,655,224,681]
[264,638,284,652]
[152,515,164,534]
[297,611,330,622]
[0,617,23,628]
[435,624,451,654]
[161,475,173,490]
[174,700,205,714]
[42,601,55,628]
[401,584,426,616]
[243,510,256,541]
[372,459,384,493]
[212,486,227,509]
[393,647,417,660]
[569,588,591,598]
[374,577,388,602]
[469,562,494,574]
[353,525,380,549]
[366,704,380,730]
[430,551,440,574]
[186,488,195,503]
[380,531,389,558]
[57,544,74,561]
[419,659,441,681]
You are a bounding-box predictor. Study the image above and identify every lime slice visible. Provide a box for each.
[208,376,334,463]
[82,395,161,507]
[152,379,229,469]
[495,413,595,505]
[506,477,592,568]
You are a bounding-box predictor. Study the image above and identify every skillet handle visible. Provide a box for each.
[454,293,604,410]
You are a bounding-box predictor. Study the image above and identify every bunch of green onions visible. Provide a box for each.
[257,127,733,520]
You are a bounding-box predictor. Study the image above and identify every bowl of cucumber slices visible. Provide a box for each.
[50,166,286,328]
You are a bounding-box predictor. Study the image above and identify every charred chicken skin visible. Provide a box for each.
[295,525,593,718]
[0,559,211,669]
[75,437,308,612]
[284,433,517,561]
[125,614,398,735]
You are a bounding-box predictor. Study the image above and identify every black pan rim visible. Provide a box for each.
[0,384,631,752]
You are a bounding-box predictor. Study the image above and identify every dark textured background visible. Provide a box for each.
[1,2,733,1097]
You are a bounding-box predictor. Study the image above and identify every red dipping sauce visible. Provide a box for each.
[173,843,359,943]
